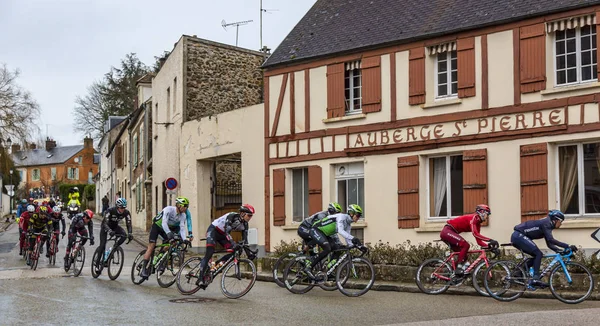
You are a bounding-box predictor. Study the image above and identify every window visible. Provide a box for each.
[51,168,56,180]
[67,168,79,180]
[429,155,463,219]
[344,63,362,114]
[133,134,138,167]
[139,126,144,161]
[173,77,177,116]
[555,25,597,85]
[32,169,40,181]
[558,143,600,215]
[78,156,83,165]
[436,51,458,98]
[292,168,309,223]
[166,87,171,121]
[335,162,365,218]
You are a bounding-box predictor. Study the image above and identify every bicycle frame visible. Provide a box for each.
[434,250,490,282]
[322,246,368,278]
[102,234,126,263]
[513,250,574,283]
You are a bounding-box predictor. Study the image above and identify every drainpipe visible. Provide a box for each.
[128,123,132,201]
[143,104,148,224]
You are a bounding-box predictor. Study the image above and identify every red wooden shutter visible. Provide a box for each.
[409,48,426,105]
[457,37,476,98]
[273,169,286,226]
[398,156,420,228]
[520,23,546,93]
[362,56,382,113]
[520,143,548,222]
[463,149,488,225]
[307,166,322,215]
[326,63,345,118]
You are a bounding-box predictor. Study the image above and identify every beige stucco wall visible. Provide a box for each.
[488,30,515,108]
[180,104,264,248]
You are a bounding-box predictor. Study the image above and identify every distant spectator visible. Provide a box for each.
[102,195,109,215]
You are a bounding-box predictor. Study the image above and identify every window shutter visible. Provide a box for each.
[273,169,286,226]
[307,165,322,215]
[596,12,600,77]
[457,37,476,98]
[520,143,548,222]
[409,48,426,105]
[463,149,488,226]
[362,56,382,113]
[75,168,79,181]
[520,23,546,93]
[326,63,345,118]
[398,156,420,228]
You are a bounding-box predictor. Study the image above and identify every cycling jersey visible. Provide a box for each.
[300,211,328,228]
[70,213,94,235]
[28,212,53,231]
[212,212,248,242]
[446,213,490,247]
[513,217,569,251]
[102,207,132,234]
[312,213,354,244]
[50,213,66,234]
[153,206,187,239]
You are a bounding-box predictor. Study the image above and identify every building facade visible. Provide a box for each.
[260,0,600,251]
[96,116,127,213]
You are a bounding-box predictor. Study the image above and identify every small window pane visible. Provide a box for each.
[566,28,576,38]
[348,178,358,205]
[449,156,464,217]
[357,178,364,214]
[567,39,576,53]
[583,143,600,214]
[337,180,347,209]
[353,75,360,87]
[567,53,577,67]
[593,36,597,49]
[559,146,579,214]
[593,50,597,64]
[593,69,598,80]
[438,60,447,72]
[557,70,566,84]
[345,77,349,89]
[582,36,591,51]
[582,66,592,81]
[556,41,565,55]
[451,71,457,83]
[582,25,591,35]
[438,73,447,84]
[438,85,447,96]
[582,51,592,65]
[557,55,566,69]
[292,169,305,221]
[450,51,457,59]
[567,68,577,83]
[451,82,458,95]
[556,30,565,40]
[430,157,447,217]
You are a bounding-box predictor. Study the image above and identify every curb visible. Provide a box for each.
[1,221,14,232]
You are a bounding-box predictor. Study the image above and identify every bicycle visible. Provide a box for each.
[415,240,500,296]
[131,238,189,288]
[176,241,258,299]
[47,231,62,266]
[91,234,128,280]
[272,244,340,291]
[283,245,374,297]
[26,232,47,271]
[64,234,91,277]
[483,244,594,304]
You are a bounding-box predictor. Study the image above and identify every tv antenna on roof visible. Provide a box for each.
[260,0,279,51]
[221,19,253,47]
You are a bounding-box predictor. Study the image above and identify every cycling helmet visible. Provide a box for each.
[21,199,27,204]
[347,204,363,216]
[116,198,127,208]
[175,197,189,207]
[42,201,48,206]
[52,206,61,214]
[39,206,48,213]
[29,197,33,202]
[83,209,94,219]
[240,204,255,215]
[548,209,565,222]
[476,204,491,221]
[327,202,342,215]
[74,187,79,191]
[27,205,35,213]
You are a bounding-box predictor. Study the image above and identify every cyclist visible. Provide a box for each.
[512,209,576,288]
[304,204,363,280]
[27,206,53,264]
[64,209,94,269]
[16,199,28,220]
[18,205,35,255]
[140,197,190,279]
[98,198,133,260]
[297,202,342,253]
[46,206,66,257]
[68,187,81,207]
[196,204,256,288]
[439,204,498,274]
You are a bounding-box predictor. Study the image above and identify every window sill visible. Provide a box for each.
[422,98,462,109]
[280,222,368,230]
[322,113,366,124]
[541,82,600,96]
[560,217,600,229]
[415,222,446,233]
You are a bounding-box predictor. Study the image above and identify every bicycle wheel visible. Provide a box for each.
[471,261,490,297]
[73,247,86,277]
[221,258,257,299]
[415,258,452,295]
[336,257,375,297]
[316,258,350,291]
[107,247,124,280]
[91,247,103,279]
[32,240,42,271]
[157,251,183,288]
[131,250,147,285]
[282,257,315,294]
[273,253,297,288]
[49,238,57,266]
[549,261,594,304]
[483,260,526,302]
[176,257,202,295]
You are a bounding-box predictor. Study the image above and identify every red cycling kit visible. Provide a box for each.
[439,213,491,264]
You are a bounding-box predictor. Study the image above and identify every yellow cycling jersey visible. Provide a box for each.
[28,213,52,230]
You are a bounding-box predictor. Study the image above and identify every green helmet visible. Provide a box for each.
[327,202,342,214]
[21,199,27,204]
[347,204,363,216]
[175,196,190,207]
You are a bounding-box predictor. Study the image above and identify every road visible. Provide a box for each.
[1,221,600,325]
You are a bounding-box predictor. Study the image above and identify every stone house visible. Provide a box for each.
[96,116,127,212]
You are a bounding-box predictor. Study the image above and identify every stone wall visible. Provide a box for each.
[185,37,264,121]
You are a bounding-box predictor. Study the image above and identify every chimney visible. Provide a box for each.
[29,143,36,150]
[11,144,20,153]
[45,137,57,151]
[84,137,93,149]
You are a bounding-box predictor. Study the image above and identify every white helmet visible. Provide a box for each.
[52,206,61,214]
[27,205,35,213]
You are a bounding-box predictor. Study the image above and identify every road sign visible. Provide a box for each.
[7,190,14,197]
[166,189,177,195]
[165,178,178,190]
[4,185,14,194]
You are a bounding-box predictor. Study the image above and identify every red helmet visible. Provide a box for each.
[476,204,491,221]
[240,204,255,215]
[29,198,34,202]
[84,209,94,219]
[42,201,48,206]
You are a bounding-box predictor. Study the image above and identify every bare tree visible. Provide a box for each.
[0,63,41,143]
[73,81,109,139]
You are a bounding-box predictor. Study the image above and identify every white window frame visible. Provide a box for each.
[291,168,309,223]
[555,142,600,217]
[67,167,79,180]
[345,68,362,115]
[554,26,598,87]
[426,154,463,220]
[434,50,458,99]
[50,167,56,181]
[32,169,40,181]
[334,162,365,221]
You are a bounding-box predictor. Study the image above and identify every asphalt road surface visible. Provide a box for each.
[1,221,600,325]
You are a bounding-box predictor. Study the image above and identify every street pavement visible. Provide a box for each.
[2,221,600,325]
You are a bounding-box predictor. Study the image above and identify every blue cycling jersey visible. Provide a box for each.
[513,217,568,251]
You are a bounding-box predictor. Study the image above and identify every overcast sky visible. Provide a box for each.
[0,0,316,146]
